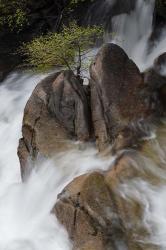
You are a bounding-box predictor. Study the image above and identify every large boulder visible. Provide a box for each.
[18,70,91,178]
[90,43,161,152]
[54,150,161,250]
[18,44,166,176]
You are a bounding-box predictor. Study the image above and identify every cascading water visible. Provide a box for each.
[109,0,166,71]
[0,0,165,250]
[0,72,114,250]
[0,72,72,250]
[116,122,166,249]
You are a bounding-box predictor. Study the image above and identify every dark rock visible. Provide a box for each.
[111,122,153,153]
[159,84,166,112]
[154,0,166,24]
[144,68,166,90]
[144,53,166,115]
[154,52,166,73]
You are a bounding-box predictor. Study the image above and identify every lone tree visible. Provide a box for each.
[22,22,103,78]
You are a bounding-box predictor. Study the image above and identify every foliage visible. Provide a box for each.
[0,0,27,30]
[22,22,103,76]
[70,0,94,4]
[0,0,95,31]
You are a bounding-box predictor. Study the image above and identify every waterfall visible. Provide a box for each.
[109,0,166,71]
[87,0,166,71]
[0,0,165,249]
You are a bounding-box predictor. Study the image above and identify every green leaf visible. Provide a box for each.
[21,22,104,76]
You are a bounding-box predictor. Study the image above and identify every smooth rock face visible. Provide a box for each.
[90,43,164,152]
[18,71,91,178]
[54,152,160,250]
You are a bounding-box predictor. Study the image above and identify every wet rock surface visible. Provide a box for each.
[54,151,161,250]
[55,118,166,249]
[18,70,91,178]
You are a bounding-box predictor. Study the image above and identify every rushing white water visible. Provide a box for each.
[118,150,166,249]
[0,72,114,250]
[106,1,166,247]
[0,72,71,250]
[109,0,166,71]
